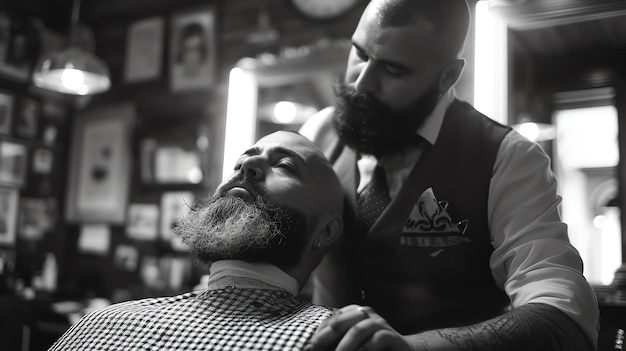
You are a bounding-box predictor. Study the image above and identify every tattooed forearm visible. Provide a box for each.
[406,303,594,351]
[437,315,518,350]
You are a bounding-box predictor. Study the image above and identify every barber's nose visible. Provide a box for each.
[353,61,377,94]
[240,156,265,180]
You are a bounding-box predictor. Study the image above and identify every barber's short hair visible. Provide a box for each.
[376,0,470,58]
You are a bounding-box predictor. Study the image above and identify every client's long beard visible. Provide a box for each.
[332,78,440,157]
[172,193,308,268]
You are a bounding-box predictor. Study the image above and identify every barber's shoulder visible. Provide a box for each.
[299,106,337,148]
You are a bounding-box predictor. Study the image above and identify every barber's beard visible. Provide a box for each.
[172,188,309,268]
[332,77,441,157]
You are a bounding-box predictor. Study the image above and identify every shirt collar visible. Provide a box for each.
[417,88,455,146]
[207,259,299,296]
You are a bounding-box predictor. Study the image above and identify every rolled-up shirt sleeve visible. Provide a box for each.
[488,130,599,345]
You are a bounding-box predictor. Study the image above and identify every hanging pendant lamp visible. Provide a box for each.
[32,0,110,95]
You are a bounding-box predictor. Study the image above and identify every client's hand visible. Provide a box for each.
[305,304,412,351]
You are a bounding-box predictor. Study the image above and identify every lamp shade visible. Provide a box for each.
[33,46,111,95]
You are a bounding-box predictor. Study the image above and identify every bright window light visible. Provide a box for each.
[223,67,257,181]
[555,105,618,169]
[555,103,621,285]
[474,0,508,124]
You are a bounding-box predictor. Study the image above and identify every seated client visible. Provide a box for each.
[48,130,344,351]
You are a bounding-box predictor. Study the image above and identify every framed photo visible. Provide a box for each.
[18,197,55,241]
[16,97,39,138]
[0,13,37,82]
[0,90,14,135]
[32,148,53,175]
[160,191,194,239]
[0,140,27,187]
[126,203,159,240]
[124,17,164,83]
[113,245,139,271]
[0,187,18,245]
[66,103,135,223]
[139,124,205,185]
[169,6,217,91]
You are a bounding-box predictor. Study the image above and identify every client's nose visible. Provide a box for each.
[240,156,265,180]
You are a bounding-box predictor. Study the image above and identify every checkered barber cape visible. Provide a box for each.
[48,287,332,351]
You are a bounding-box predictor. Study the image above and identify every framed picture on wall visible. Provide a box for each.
[0,13,37,82]
[0,91,14,135]
[126,203,159,240]
[66,103,135,223]
[0,187,18,245]
[160,191,194,240]
[169,6,217,92]
[124,17,164,83]
[139,123,206,185]
[16,97,39,138]
[32,148,53,175]
[18,197,55,241]
[0,140,27,187]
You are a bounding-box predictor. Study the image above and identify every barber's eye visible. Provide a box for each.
[355,49,368,61]
[385,65,405,76]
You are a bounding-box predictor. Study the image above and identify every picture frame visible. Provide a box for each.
[66,103,135,223]
[160,191,194,240]
[169,6,217,91]
[18,197,55,241]
[139,124,206,185]
[32,148,53,175]
[124,17,164,83]
[0,187,18,245]
[16,96,39,138]
[0,13,36,82]
[126,203,159,240]
[0,90,14,135]
[0,140,27,187]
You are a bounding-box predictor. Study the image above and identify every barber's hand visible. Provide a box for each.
[305,304,412,351]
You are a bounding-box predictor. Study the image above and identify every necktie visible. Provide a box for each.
[357,164,390,231]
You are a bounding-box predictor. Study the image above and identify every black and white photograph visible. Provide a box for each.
[169,6,217,91]
[0,140,27,187]
[0,90,13,135]
[0,187,18,245]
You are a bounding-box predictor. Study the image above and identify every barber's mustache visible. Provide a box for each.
[334,80,387,107]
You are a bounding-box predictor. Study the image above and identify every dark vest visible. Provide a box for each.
[318,100,512,334]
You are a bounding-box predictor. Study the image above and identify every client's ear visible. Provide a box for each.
[313,215,343,249]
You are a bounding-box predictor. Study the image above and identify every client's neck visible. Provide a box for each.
[207,259,300,296]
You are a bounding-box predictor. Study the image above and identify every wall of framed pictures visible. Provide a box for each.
[0,11,71,300]
[0,90,66,236]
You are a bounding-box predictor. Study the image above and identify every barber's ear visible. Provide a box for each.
[313,215,343,249]
[438,58,465,93]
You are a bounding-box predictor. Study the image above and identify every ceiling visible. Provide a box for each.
[6,0,626,62]
[492,0,626,60]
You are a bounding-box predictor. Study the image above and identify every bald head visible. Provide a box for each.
[367,0,470,59]
[254,130,343,219]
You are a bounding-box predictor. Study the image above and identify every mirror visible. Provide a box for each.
[249,42,349,138]
[222,40,349,181]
